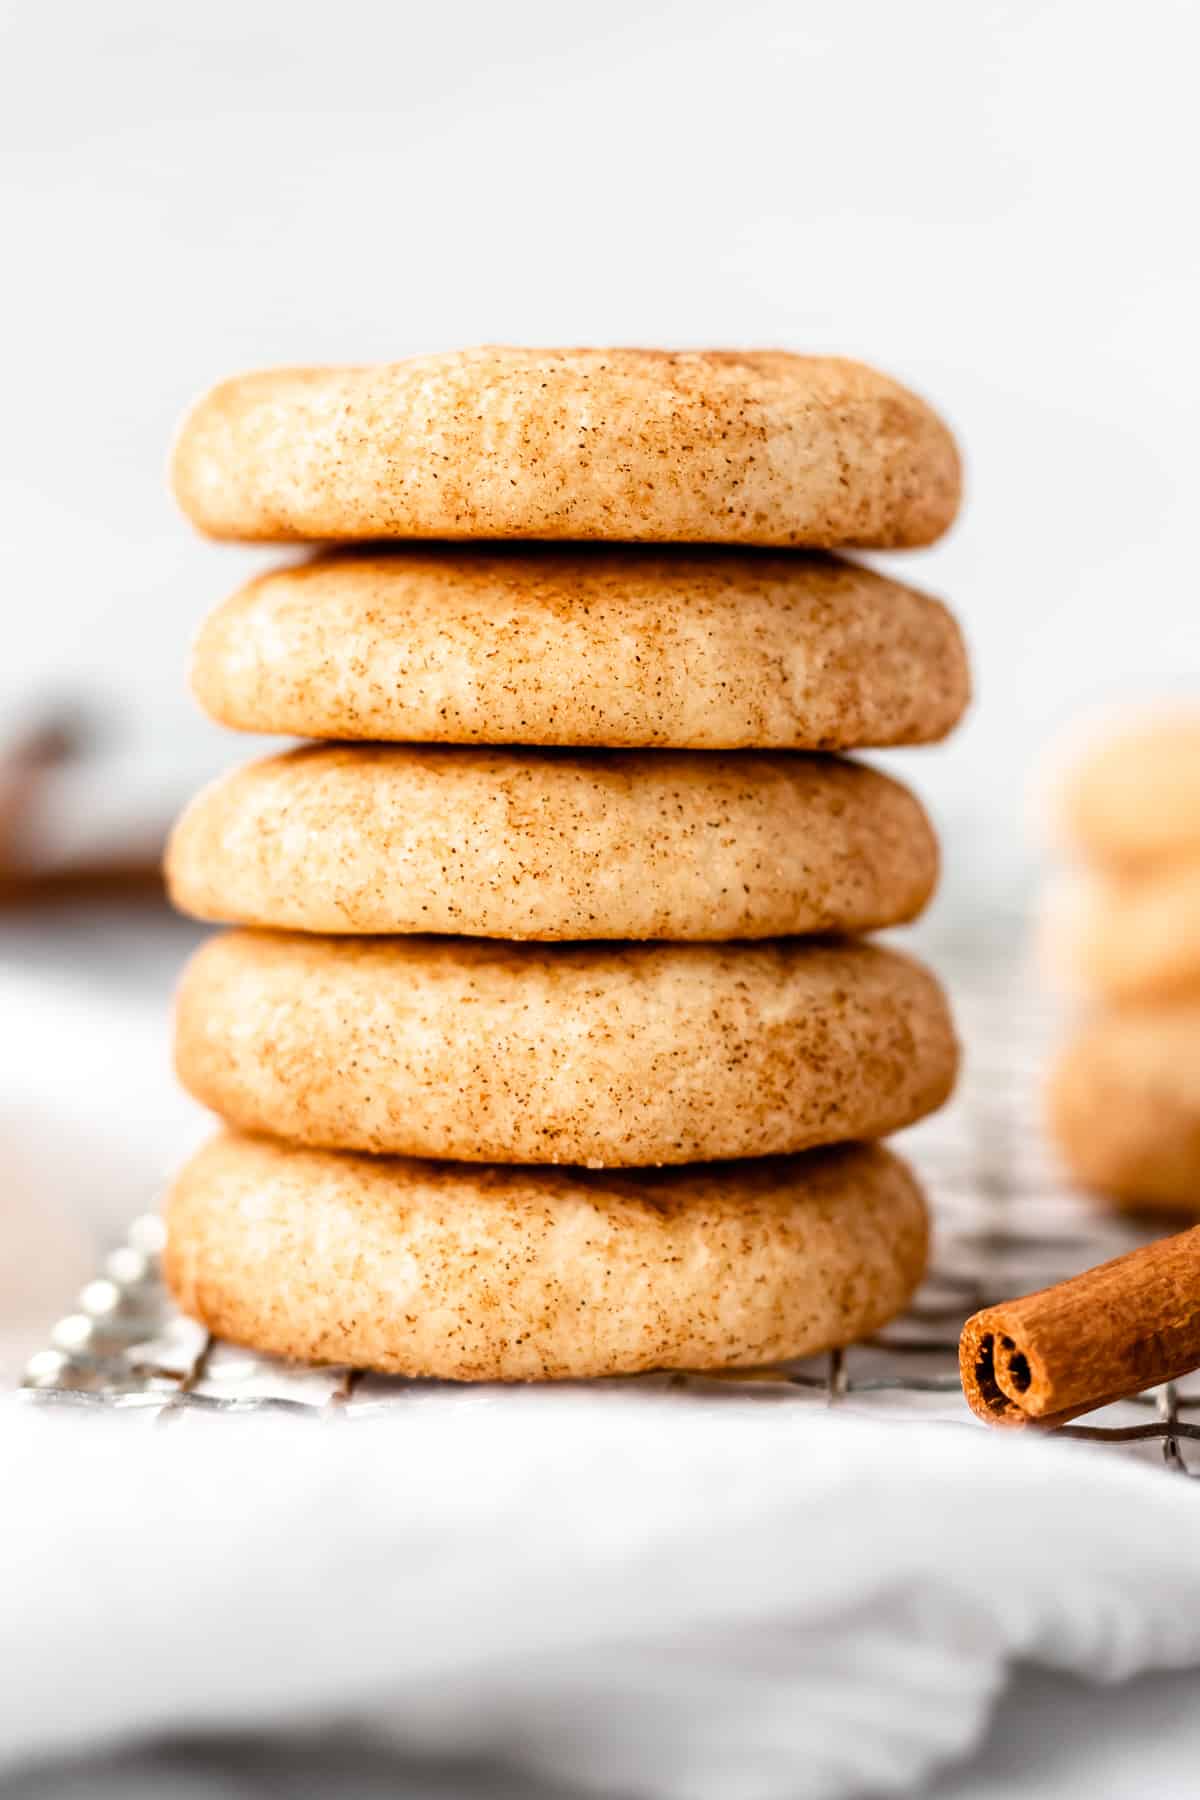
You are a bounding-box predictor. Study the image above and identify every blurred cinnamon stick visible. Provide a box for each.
[0,708,164,906]
[0,714,78,846]
[960,1226,1200,1427]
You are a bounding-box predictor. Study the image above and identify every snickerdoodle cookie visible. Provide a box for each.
[166,745,938,941]
[1045,866,1200,1004]
[164,1132,930,1379]
[191,547,969,750]
[1056,712,1200,871]
[174,932,958,1167]
[170,348,961,548]
[1049,1007,1200,1213]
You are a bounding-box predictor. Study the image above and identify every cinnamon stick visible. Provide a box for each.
[959,1225,1200,1428]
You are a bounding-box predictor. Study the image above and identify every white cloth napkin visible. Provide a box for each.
[3,1394,1200,1800]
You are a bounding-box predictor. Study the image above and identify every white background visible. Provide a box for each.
[2,0,1198,900]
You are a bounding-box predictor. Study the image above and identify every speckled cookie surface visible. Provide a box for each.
[1049,1008,1200,1214]
[1044,866,1200,1003]
[170,348,961,548]
[174,932,958,1167]
[1057,712,1200,870]
[191,547,970,750]
[166,744,938,941]
[164,1133,930,1379]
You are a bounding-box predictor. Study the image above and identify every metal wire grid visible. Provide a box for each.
[16,950,1200,1470]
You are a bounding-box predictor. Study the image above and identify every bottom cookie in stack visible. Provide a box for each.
[164,1134,929,1380]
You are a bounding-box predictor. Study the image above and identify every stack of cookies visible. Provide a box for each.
[1048,711,1200,1215]
[162,348,968,1381]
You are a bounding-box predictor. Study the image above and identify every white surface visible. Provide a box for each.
[3,1392,1200,1800]
[3,0,1200,900]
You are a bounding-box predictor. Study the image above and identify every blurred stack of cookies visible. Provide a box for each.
[163,347,968,1380]
[1048,711,1200,1215]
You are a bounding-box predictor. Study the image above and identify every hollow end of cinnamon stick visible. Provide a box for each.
[960,1310,1063,1428]
[959,1224,1200,1429]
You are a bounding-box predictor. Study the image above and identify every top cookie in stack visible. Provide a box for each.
[162,347,969,1383]
[170,347,961,547]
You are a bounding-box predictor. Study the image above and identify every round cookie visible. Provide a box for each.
[174,932,958,1167]
[1045,865,1200,1004]
[170,348,961,548]
[164,1132,930,1380]
[166,745,939,942]
[1057,711,1200,870]
[191,547,970,750]
[1049,1008,1200,1214]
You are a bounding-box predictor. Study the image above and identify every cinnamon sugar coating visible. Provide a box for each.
[171,348,961,549]
[173,931,958,1167]
[166,744,938,942]
[165,1133,930,1379]
[191,547,969,750]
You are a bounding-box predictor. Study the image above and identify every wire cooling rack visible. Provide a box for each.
[17,936,1200,1470]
